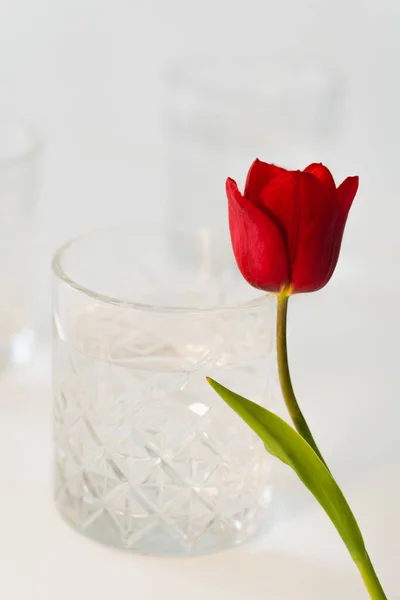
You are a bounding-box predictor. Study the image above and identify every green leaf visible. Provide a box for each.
[206,377,367,564]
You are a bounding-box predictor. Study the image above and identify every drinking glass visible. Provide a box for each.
[0,118,41,365]
[164,57,341,229]
[52,226,276,556]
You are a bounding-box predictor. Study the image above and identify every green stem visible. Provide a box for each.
[276,293,388,600]
[357,554,388,600]
[276,293,328,467]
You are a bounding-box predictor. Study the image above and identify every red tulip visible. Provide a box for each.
[226,159,359,294]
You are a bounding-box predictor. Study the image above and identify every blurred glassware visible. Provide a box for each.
[164,56,342,229]
[0,117,42,367]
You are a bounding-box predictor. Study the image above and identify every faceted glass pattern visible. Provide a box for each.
[53,228,276,555]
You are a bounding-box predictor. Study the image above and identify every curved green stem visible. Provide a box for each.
[276,293,328,467]
[276,292,388,599]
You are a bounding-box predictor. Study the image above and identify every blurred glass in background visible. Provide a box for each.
[0,118,41,367]
[164,57,342,229]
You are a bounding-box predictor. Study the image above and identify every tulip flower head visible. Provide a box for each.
[226,159,359,294]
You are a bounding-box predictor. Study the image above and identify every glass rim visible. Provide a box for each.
[52,225,272,314]
[0,117,42,167]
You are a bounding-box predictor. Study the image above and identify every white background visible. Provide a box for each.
[0,0,399,245]
[0,1,399,598]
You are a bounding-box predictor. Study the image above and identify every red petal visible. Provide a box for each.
[259,170,335,264]
[244,159,287,206]
[290,208,340,293]
[259,171,338,293]
[304,163,336,199]
[323,175,359,283]
[337,176,359,216]
[226,178,290,292]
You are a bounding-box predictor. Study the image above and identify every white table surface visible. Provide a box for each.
[0,271,399,600]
